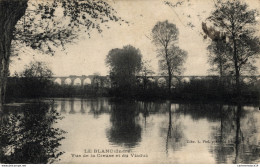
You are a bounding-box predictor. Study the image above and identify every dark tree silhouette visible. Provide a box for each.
[138,60,155,90]
[0,0,124,112]
[106,45,142,96]
[152,20,187,92]
[207,40,233,77]
[20,61,53,98]
[0,102,66,163]
[203,0,260,98]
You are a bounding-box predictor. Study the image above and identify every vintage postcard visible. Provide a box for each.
[0,0,260,165]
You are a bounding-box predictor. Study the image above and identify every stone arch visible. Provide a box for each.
[148,78,155,83]
[54,78,61,85]
[181,77,190,83]
[64,78,72,85]
[243,78,251,84]
[158,77,166,87]
[137,78,144,84]
[171,77,179,87]
[93,77,102,86]
[74,78,82,86]
[83,78,92,85]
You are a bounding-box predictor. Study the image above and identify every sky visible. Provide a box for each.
[9,0,260,77]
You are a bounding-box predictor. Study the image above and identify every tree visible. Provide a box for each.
[0,102,66,163]
[106,45,142,96]
[207,40,233,77]
[158,46,187,84]
[139,60,155,90]
[203,0,260,97]
[152,20,187,92]
[92,72,101,95]
[22,61,53,78]
[0,0,123,112]
[20,61,53,98]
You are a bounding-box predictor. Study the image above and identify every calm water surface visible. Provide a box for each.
[53,98,260,164]
[1,98,260,164]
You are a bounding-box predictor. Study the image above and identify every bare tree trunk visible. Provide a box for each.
[165,48,172,94]
[0,0,28,112]
[143,73,147,90]
[168,70,172,93]
[233,39,241,98]
[0,57,9,107]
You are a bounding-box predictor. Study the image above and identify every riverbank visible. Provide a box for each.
[1,97,260,163]
[5,77,260,105]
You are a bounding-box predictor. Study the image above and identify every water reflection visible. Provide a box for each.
[57,98,111,117]
[137,101,164,128]
[160,102,187,155]
[0,102,66,164]
[106,100,142,148]
[23,98,259,164]
[60,101,66,113]
[53,99,260,163]
[209,104,260,164]
[89,99,106,118]
[80,99,85,114]
[69,100,76,114]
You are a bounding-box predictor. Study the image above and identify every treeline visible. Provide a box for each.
[170,78,259,103]
[103,42,259,103]
[6,78,109,100]
[121,77,259,103]
[6,75,259,103]
[6,49,259,103]
[7,0,260,104]
[5,61,109,101]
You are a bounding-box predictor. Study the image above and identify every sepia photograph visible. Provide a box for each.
[0,0,260,165]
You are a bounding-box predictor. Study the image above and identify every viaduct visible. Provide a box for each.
[51,75,260,87]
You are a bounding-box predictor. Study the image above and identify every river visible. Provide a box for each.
[1,98,260,164]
